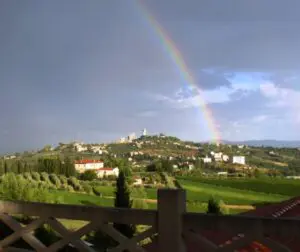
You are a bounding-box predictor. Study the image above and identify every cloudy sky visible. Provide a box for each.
[1,0,300,153]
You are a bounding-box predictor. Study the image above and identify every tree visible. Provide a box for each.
[17,161,23,174]
[113,171,135,238]
[80,170,97,181]
[0,161,4,176]
[4,161,8,174]
[64,157,76,177]
[207,197,222,215]
[161,160,173,173]
[42,145,52,152]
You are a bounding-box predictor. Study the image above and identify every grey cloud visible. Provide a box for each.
[1,0,300,152]
[145,0,300,22]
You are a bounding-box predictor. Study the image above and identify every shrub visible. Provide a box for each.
[31,172,41,181]
[40,172,50,183]
[23,172,32,180]
[207,197,222,215]
[132,199,148,209]
[0,173,51,203]
[82,184,93,194]
[58,175,68,185]
[92,187,102,196]
[80,170,98,181]
[67,185,74,192]
[49,174,61,188]
[68,177,82,191]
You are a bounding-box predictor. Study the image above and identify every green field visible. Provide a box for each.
[48,190,157,209]
[178,176,300,196]
[178,179,288,205]
[93,186,157,199]
[45,176,300,218]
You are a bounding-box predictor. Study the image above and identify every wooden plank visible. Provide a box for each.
[101,224,145,252]
[183,229,218,252]
[5,247,34,252]
[0,216,46,248]
[45,218,97,252]
[46,218,95,252]
[108,226,157,252]
[183,213,300,238]
[0,201,156,225]
[0,214,46,251]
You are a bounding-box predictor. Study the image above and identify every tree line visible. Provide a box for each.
[0,157,76,177]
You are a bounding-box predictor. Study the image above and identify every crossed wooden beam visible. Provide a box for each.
[0,213,157,252]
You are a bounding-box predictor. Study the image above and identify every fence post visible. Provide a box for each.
[157,189,186,252]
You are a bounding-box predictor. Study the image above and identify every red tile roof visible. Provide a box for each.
[74,159,103,164]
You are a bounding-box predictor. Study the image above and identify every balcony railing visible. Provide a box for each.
[0,189,299,252]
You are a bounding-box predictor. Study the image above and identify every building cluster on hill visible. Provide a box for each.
[118,129,148,143]
[201,151,246,165]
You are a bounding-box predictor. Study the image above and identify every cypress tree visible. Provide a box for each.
[113,171,135,238]
[0,161,4,176]
[64,157,75,177]
[4,161,8,174]
[207,197,222,215]
[17,161,23,174]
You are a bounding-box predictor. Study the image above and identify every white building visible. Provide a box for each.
[188,164,194,171]
[91,146,103,154]
[96,167,119,178]
[119,137,126,143]
[233,156,246,165]
[128,133,136,142]
[222,155,230,162]
[74,160,104,173]
[74,143,88,152]
[217,172,228,176]
[214,152,223,162]
[133,177,143,185]
[202,156,212,163]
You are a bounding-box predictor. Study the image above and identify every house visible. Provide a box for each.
[133,177,143,185]
[119,137,126,143]
[127,133,136,143]
[74,143,88,152]
[233,156,246,165]
[188,164,194,171]
[74,160,104,173]
[202,156,212,163]
[222,154,229,162]
[96,167,119,178]
[91,146,102,154]
[214,152,223,162]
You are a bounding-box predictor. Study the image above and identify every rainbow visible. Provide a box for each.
[136,0,221,143]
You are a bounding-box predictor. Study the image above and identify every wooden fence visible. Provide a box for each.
[0,189,299,252]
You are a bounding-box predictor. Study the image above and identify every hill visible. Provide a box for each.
[222,140,300,148]
[1,134,300,176]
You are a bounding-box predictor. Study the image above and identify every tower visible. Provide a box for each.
[142,128,147,136]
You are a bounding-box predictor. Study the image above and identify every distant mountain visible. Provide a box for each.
[222,140,300,148]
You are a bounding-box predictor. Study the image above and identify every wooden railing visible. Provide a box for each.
[0,189,299,252]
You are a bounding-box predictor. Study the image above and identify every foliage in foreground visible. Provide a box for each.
[0,173,53,203]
